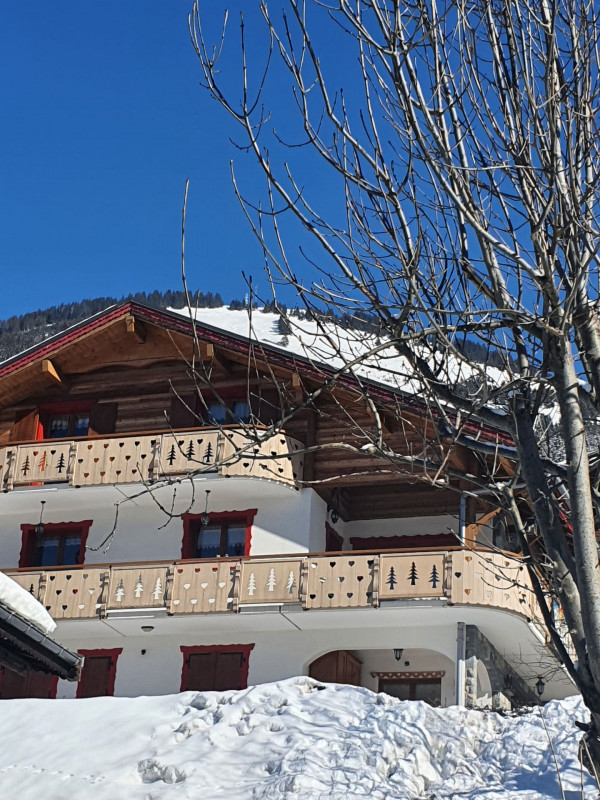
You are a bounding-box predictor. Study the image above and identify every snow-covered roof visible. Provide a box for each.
[0,571,56,635]
[170,305,508,402]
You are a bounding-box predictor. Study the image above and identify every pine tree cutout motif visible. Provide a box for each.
[203,441,214,464]
[39,451,47,472]
[267,568,277,592]
[115,578,125,603]
[167,444,177,465]
[152,577,163,601]
[429,564,440,589]
[408,561,418,586]
[286,571,296,594]
[185,440,195,461]
[386,566,398,590]
[247,572,257,596]
[21,455,30,476]
[56,452,66,473]
[134,574,144,598]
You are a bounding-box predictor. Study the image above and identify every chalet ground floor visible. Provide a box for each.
[0,605,575,708]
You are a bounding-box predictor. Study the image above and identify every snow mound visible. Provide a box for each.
[0,570,56,634]
[0,678,594,799]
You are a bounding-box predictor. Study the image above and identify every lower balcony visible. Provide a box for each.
[5,548,544,629]
[0,427,304,491]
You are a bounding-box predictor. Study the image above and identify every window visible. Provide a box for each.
[77,649,122,698]
[38,401,117,440]
[47,412,90,439]
[170,393,252,430]
[379,677,442,706]
[19,520,92,568]
[181,510,256,559]
[206,400,251,425]
[180,644,254,692]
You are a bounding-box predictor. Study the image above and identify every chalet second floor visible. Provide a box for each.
[0,302,496,524]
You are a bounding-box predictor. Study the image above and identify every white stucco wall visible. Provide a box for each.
[0,478,326,568]
[54,624,459,704]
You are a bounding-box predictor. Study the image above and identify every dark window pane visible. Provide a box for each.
[207,403,227,425]
[73,415,89,437]
[231,401,250,423]
[381,681,411,700]
[224,525,246,557]
[196,527,221,558]
[49,416,69,438]
[36,537,60,567]
[414,682,441,706]
[62,535,82,565]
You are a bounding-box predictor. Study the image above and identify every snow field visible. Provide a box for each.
[0,677,594,799]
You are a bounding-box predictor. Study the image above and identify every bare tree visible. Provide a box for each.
[189,0,600,766]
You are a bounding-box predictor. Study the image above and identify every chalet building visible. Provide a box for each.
[0,302,573,705]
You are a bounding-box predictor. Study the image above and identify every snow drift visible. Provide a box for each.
[0,677,594,799]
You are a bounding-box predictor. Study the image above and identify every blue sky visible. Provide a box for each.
[0,2,283,318]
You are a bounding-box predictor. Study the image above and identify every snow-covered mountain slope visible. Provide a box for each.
[0,678,593,799]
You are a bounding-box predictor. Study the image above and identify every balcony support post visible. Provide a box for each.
[456,621,466,706]
[4,448,16,492]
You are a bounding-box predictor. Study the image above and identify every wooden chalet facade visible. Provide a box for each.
[0,302,573,705]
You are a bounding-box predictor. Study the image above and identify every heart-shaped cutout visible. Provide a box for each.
[173,599,180,605]
[200,582,208,589]
[183,583,191,590]
[218,582,226,588]
[190,598,198,605]
[208,598,215,604]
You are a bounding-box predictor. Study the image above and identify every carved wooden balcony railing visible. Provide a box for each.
[5,549,542,627]
[0,427,304,491]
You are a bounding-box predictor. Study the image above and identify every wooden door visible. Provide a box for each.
[0,667,56,699]
[184,651,246,692]
[309,650,362,686]
[77,656,113,698]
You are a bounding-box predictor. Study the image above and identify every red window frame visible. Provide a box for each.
[180,643,254,692]
[181,510,257,559]
[19,520,92,568]
[76,648,122,698]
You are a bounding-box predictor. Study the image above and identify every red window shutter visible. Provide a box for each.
[11,409,40,442]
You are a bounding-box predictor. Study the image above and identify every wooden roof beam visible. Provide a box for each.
[125,314,146,344]
[41,359,70,390]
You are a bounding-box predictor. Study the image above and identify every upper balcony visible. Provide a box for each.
[0,427,304,492]
[5,548,543,631]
